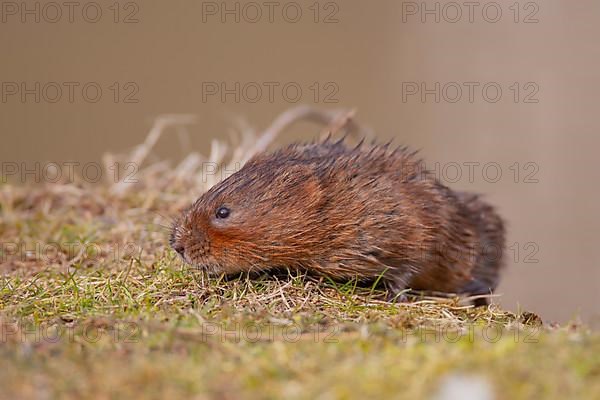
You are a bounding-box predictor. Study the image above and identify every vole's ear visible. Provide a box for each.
[270,164,322,207]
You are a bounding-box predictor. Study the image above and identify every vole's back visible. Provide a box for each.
[255,139,506,302]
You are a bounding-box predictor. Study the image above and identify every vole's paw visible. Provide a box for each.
[385,272,414,303]
[385,290,411,303]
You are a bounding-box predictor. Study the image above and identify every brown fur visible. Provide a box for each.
[171,138,506,304]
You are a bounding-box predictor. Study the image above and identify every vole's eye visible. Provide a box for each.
[216,207,230,219]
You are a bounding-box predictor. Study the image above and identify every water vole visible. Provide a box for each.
[170,138,505,305]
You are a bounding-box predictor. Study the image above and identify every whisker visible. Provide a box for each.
[151,211,177,226]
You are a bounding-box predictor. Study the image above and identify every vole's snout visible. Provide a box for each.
[172,242,185,258]
[169,225,187,260]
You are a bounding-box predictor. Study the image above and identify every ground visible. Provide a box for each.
[1,113,599,399]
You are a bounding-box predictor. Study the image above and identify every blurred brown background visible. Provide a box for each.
[1,0,599,324]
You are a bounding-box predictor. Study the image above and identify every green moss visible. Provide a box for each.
[0,179,598,400]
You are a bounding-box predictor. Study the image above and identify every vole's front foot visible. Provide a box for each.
[385,272,414,303]
[386,291,409,303]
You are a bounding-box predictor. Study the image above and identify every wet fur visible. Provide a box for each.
[171,138,505,304]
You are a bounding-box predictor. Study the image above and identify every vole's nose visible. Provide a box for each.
[173,243,185,257]
[169,229,186,258]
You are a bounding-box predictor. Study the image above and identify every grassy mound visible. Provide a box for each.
[1,109,598,399]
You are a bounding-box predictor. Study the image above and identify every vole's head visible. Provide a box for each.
[170,157,323,275]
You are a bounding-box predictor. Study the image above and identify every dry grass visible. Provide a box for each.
[1,107,599,399]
